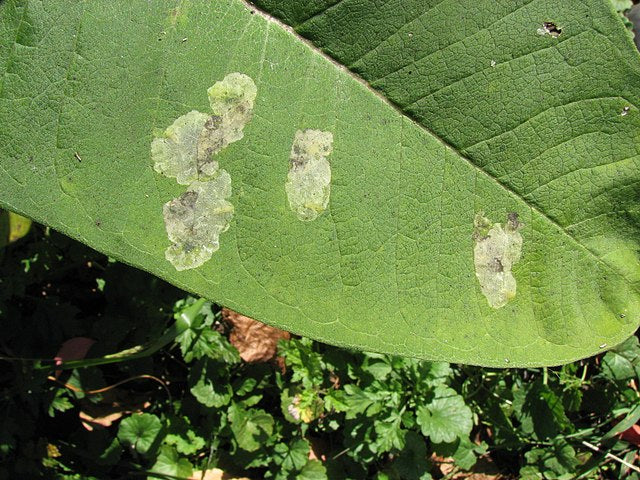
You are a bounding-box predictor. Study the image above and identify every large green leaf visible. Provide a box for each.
[0,0,638,366]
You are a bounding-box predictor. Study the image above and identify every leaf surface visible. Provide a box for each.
[228,404,275,452]
[0,0,639,365]
[117,413,162,456]
[416,386,473,443]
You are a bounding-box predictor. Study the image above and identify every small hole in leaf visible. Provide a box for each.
[537,21,562,38]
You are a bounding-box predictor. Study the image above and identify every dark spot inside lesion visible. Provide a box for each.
[197,115,226,173]
[488,257,504,273]
[204,115,223,130]
[168,191,198,216]
[290,145,305,169]
[181,190,198,206]
[506,212,520,231]
[542,21,562,37]
[182,241,197,253]
[197,162,214,176]
[290,157,305,169]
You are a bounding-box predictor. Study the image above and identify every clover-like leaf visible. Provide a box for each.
[374,412,406,452]
[416,386,473,444]
[188,358,234,408]
[149,445,194,479]
[164,414,206,456]
[298,460,328,480]
[117,413,162,456]
[273,439,310,472]
[228,403,275,452]
[178,325,240,364]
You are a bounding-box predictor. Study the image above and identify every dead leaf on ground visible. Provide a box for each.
[79,388,150,431]
[54,337,96,378]
[222,308,290,363]
[189,468,251,480]
[308,436,328,462]
[432,453,506,480]
[620,424,640,445]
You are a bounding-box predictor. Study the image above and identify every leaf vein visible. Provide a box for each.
[243,0,640,296]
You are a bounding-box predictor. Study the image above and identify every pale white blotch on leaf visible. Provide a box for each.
[163,173,234,271]
[285,129,333,221]
[473,212,523,309]
[151,73,257,184]
[152,72,257,270]
[151,110,210,185]
[198,73,257,177]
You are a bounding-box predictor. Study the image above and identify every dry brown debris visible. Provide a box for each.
[79,389,150,431]
[189,468,250,480]
[222,308,290,363]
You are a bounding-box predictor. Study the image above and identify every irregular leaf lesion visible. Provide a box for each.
[152,110,210,186]
[164,175,234,271]
[151,73,257,271]
[198,72,257,178]
[537,21,562,38]
[152,73,257,186]
[285,129,333,222]
[473,212,523,309]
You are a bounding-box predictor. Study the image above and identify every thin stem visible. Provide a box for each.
[580,363,588,382]
[34,298,207,371]
[581,440,640,474]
